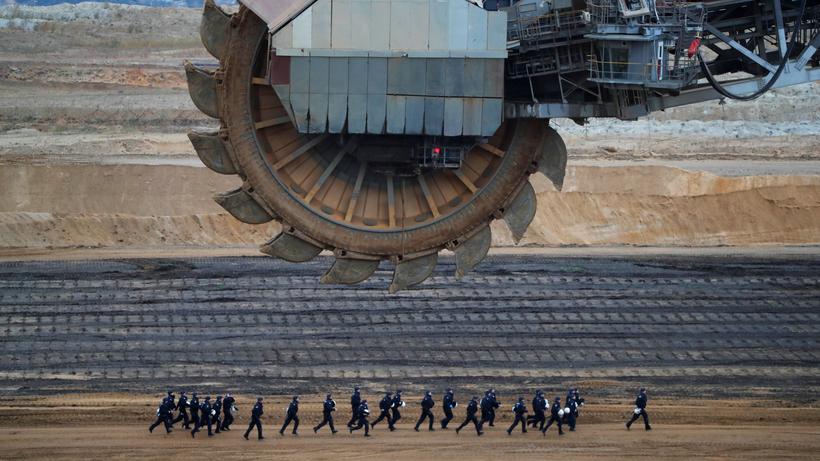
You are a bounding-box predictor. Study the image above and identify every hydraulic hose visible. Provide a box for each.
[697,0,808,101]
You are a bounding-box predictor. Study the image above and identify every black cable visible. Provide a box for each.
[697,0,808,101]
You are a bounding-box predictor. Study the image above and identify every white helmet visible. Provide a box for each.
[563,407,570,414]
[633,408,642,415]
[558,409,565,417]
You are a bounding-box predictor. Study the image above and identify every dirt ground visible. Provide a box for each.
[2,4,820,254]
[1,4,819,459]
[1,394,819,460]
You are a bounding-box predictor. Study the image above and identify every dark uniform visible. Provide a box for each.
[347,387,361,428]
[440,389,456,429]
[191,396,214,437]
[478,390,498,429]
[389,391,404,429]
[212,396,223,434]
[541,397,564,436]
[507,398,528,434]
[189,393,200,429]
[371,393,393,429]
[528,391,546,430]
[221,394,236,431]
[349,400,371,436]
[149,396,173,434]
[243,398,265,440]
[172,392,190,429]
[573,389,585,416]
[314,394,338,434]
[455,396,483,436]
[566,397,578,431]
[626,388,651,431]
[280,396,300,435]
[414,391,436,432]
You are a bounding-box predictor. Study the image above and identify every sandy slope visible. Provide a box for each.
[1,163,818,250]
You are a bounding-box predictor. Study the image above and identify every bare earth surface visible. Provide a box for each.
[1,4,819,459]
[1,4,820,254]
[1,254,820,459]
[2,422,819,460]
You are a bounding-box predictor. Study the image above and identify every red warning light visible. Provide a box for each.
[432,147,442,155]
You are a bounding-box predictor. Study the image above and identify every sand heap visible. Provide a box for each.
[1,163,818,250]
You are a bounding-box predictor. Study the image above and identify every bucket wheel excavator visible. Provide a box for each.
[186,0,819,291]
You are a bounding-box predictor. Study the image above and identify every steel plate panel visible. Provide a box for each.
[386,95,407,134]
[290,56,311,94]
[444,97,464,136]
[348,93,368,133]
[328,93,348,133]
[367,93,387,134]
[424,96,444,135]
[462,97,482,136]
[405,96,425,134]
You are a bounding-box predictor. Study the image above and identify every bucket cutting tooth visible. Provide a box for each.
[261,230,323,262]
[188,130,237,175]
[200,0,232,61]
[452,226,492,279]
[389,253,438,294]
[503,181,536,244]
[184,61,219,118]
[321,254,381,285]
[537,126,568,191]
[214,187,274,224]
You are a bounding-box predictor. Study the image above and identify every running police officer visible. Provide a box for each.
[212,395,223,434]
[455,396,483,436]
[243,397,265,440]
[221,393,236,431]
[566,395,578,431]
[507,397,528,435]
[541,397,564,436]
[347,386,361,428]
[626,387,651,431]
[349,399,371,437]
[371,392,393,430]
[189,392,200,430]
[191,396,214,438]
[440,388,456,429]
[414,390,435,432]
[479,390,495,429]
[149,394,173,434]
[280,395,300,435]
[172,391,190,429]
[528,390,546,430]
[314,393,338,434]
[390,390,404,429]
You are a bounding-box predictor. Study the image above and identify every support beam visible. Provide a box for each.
[345,161,368,223]
[417,175,440,218]
[704,23,777,73]
[272,135,328,170]
[773,0,788,58]
[796,33,820,70]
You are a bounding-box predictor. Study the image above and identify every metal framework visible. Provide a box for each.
[503,0,820,119]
